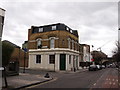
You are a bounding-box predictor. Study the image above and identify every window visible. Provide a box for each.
[36,55,41,63]
[39,28,43,32]
[52,26,56,30]
[49,55,55,64]
[62,39,65,45]
[66,27,69,31]
[69,55,71,64]
[50,38,54,48]
[72,40,74,50]
[37,39,42,49]
[70,30,72,33]
[68,38,70,49]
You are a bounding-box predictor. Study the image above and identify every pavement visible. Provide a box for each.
[2,68,88,89]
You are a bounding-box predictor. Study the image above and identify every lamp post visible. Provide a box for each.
[23,47,27,73]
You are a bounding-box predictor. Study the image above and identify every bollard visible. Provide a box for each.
[44,73,50,78]
[74,68,76,72]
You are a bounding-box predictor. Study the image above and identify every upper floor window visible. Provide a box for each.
[50,38,55,48]
[39,28,43,32]
[68,38,70,49]
[66,27,69,31]
[70,30,72,33]
[72,40,74,50]
[52,26,56,30]
[36,55,41,64]
[37,39,42,49]
[62,39,65,46]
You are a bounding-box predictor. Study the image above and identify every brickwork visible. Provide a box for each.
[10,48,28,67]
[28,29,79,51]
[28,23,83,71]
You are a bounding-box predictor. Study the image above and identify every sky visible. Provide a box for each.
[0,0,119,57]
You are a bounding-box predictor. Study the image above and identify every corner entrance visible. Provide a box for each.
[60,54,66,70]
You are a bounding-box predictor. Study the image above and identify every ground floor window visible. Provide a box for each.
[36,55,41,64]
[69,55,71,64]
[49,55,55,64]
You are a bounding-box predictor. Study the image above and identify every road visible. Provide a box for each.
[26,68,118,88]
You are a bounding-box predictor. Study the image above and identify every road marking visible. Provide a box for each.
[109,82,112,85]
[119,83,120,86]
[93,83,96,86]
[113,82,115,85]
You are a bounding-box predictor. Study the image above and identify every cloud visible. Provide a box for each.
[1,1,118,56]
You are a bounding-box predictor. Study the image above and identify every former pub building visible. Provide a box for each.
[28,23,81,71]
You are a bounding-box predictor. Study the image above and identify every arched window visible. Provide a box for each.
[68,38,71,49]
[37,38,42,49]
[50,38,55,49]
[72,40,74,50]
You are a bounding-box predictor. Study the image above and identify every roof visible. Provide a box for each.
[32,23,64,28]
[0,8,5,11]
[2,40,20,48]
[80,44,90,47]
[31,23,79,37]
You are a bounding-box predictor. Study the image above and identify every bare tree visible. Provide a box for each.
[112,41,120,68]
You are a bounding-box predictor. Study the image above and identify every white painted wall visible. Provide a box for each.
[28,49,80,71]
[83,46,90,62]
[0,8,5,16]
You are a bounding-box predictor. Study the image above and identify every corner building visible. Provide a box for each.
[28,23,81,71]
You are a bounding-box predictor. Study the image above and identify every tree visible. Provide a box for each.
[112,41,120,67]
[2,41,15,88]
[2,41,14,67]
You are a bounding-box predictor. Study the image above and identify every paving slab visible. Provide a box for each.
[2,73,52,89]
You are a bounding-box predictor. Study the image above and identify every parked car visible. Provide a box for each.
[96,65,102,70]
[107,64,112,68]
[88,65,98,71]
[101,65,105,69]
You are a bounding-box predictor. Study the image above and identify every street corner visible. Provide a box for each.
[23,77,56,89]
[2,72,54,90]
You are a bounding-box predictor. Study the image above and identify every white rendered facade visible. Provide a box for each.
[29,48,80,71]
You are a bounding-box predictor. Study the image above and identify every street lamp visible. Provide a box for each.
[23,47,27,73]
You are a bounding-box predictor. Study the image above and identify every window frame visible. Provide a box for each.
[39,28,43,32]
[49,55,55,64]
[50,38,55,49]
[52,25,56,30]
[72,40,74,50]
[68,38,71,49]
[66,27,69,31]
[69,55,71,64]
[37,38,42,49]
[36,55,41,64]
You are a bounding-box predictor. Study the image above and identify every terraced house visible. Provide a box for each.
[28,23,81,71]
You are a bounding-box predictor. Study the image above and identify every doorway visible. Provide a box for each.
[60,54,66,70]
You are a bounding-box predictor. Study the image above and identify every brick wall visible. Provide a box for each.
[10,48,28,67]
[28,29,80,51]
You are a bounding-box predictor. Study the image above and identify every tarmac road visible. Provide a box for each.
[26,68,119,88]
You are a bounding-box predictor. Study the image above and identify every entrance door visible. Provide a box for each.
[60,54,66,70]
